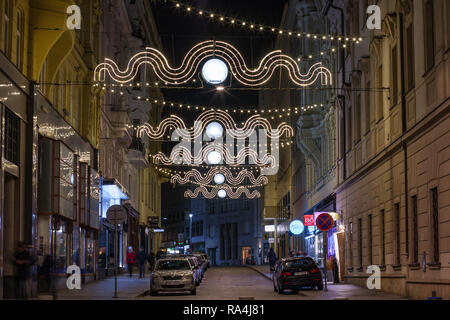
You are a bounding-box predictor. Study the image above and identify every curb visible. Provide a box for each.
[245,265,272,281]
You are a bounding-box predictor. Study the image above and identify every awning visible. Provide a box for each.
[102,178,129,200]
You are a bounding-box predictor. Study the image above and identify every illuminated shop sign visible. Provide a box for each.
[289,220,305,235]
[304,215,315,226]
[264,225,275,232]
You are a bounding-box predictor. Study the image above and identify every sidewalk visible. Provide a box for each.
[35,274,150,300]
[246,265,409,300]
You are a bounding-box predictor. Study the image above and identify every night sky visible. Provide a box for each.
[150,0,289,109]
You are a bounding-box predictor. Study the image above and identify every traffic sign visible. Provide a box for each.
[316,213,334,232]
[106,205,127,225]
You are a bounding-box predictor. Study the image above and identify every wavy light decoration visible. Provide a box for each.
[152,144,276,167]
[170,167,268,186]
[137,109,293,140]
[185,185,261,199]
[94,40,332,87]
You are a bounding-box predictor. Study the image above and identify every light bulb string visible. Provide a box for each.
[165,0,364,43]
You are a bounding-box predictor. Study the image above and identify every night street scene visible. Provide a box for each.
[0,0,449,316]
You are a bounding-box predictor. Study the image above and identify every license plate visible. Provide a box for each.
[294,271,308,276]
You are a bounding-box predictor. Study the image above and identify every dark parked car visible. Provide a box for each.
[272,257,323,294]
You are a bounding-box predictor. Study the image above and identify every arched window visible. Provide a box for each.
[16,8,24,70]
[3,0,12,56]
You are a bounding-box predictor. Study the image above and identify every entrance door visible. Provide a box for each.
[241,246,252,265]
[208,248,216,266]
[3,173,19,298]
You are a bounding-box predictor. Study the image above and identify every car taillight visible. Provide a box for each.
[281,272,292,276]
[310,268,320,274]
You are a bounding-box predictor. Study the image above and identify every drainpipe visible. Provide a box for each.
[399,13,410,291]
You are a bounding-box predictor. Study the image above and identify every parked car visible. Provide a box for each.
[186,256,202,286]
[272,257,323,294]
[192,253,207,276]
[150,258,196,296]
[199,253,211,268]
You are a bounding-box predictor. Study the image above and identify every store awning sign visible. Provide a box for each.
[304,215,315,226]
[289,220,305,235]
[265,225,275,232]
[316,213,334,232]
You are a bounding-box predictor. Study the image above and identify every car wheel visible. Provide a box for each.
[150,287,158,296]
[292,289,299,294]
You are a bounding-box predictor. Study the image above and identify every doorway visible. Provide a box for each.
[241,246,252,265]
[3,173,19,298]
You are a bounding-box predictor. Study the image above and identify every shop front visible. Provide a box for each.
[302,194,340,282]
[99,179,129,274]
[35,90,99,290]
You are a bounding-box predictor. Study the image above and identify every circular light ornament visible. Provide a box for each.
[289,220,305,235]
[217,189,227,198]
[205,121,223,140]
[207,151,222,165]
[214,173,225,185]
[202,58,229,84]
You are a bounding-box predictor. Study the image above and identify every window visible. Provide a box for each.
[39,60,47,94]
[365,81,370,134]
[430,188,439,263]
[394,203,401,265]
[411,196,418,263]
[405,24,415,91]
[15,9,23,70]
[368,214,373,265]
[3,0,11,56]
[380,210,385,265]
[355,93,361,141]
[424,0,435,72]
[358,218,363,268]
[4,107,20,164]
[391,45,398,106]
[346,104,353,150]
[377,65,383,120]
[349,221,353,267]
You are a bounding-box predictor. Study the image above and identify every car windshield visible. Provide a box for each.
[284,259,316,270]
[156,260,190,270]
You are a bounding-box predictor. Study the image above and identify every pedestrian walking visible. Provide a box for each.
[332,257,340,284]
[98,248,106,280]
[12,241,36,299]
[148,252,156,271]
[126,246,136,278]
[38,254,52,293]
[267,248,277,272]
[136,247,147,278]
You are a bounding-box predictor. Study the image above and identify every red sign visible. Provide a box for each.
[304,215,315,227]
[316,213,334,232]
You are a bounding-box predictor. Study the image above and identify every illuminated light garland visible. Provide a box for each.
[155,164,273,175]
[184,185,261,199]
[165,0,363,43]
[117,95,328,117]
[94,40,333,87]
[170,167,268,186]
[152,144,276,167]
[137,109,294,140]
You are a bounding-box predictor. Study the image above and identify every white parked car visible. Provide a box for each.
[150,258,196,296]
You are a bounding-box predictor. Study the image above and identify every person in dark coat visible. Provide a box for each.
[148,252,156,271]
[38,254,53,293]
[12,242,36,299]
[332,257,340,284]
[136,247,147,278]
[267,248,277,272]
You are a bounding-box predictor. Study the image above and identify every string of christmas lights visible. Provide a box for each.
[184,185,261,199]
[137,109,294,140]
[94,40,333,87]
[170,167,268,186]
[163,0,363,43]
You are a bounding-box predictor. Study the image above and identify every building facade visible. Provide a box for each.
[324,0,450,299]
